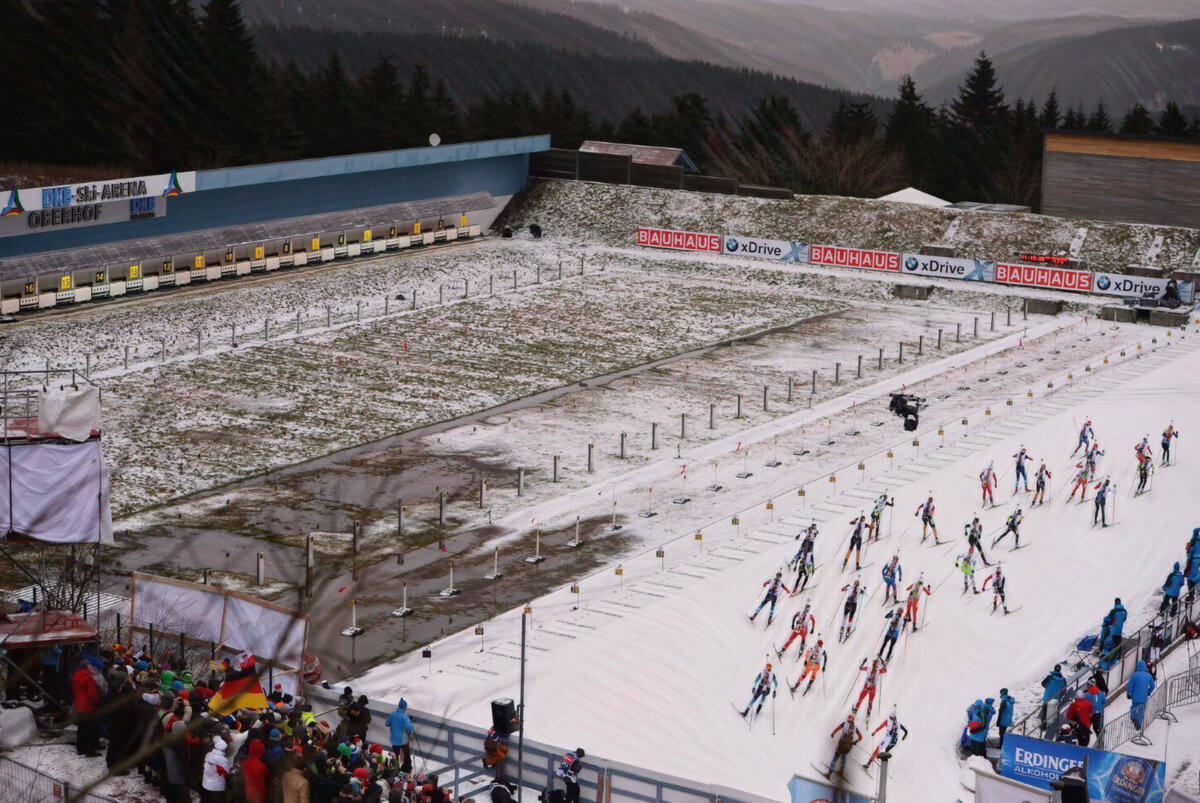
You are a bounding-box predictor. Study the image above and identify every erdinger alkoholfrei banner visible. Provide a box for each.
[722,235,810,263]
[635,226,722,253]
[1001,734,1166,801]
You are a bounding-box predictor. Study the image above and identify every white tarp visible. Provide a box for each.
[878,186,951,207]
[973,766,1048,803]
[130,574,225,645]
[1,440,114,544]
[130,574,307,689]
[38,385,101,442]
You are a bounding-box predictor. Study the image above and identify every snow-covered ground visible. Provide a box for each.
[6,180,1200,802]
[350,325,1200,801]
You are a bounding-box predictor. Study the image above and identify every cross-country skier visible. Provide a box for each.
[778,603,816,659]
[826,715,863,776]
[992,507,1023,548]
[868,494,893,541]
[1033,462,1052,506]
[982,566,1009,614]
[1085,443,1105,475]
[864,706,908,769]
[1072,420,1094,456]
[792,551,815,594]
[792,520,820,544]
[879,607,904,662]
[881,555,903,604]
[965,516,991,565]
[1136,458,1154,495]
[1013,447,1033,493]
[789,525,818,591]
[915,496,939,544]
[956,553,979,594]
[1135,436,1153,467]
[843,514,868,571]
[750,572,791,624]
[1093,478,1112,527]
[1068,464,1092,502]
[839,580,867,642]
[790,640,826,694]
[902,575,931,631]
[980,463,998,506]
[1162,423,1179,465]
[740,661,778,718]
[853,658,888,717]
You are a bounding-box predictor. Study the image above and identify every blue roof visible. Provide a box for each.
[195,135,551,192]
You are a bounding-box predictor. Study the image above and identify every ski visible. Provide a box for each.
[809,761,839,780]
[1011,543,1029,551]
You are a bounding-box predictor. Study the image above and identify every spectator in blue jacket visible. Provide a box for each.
[1101,598,1128,649]
[1127,661,1156,730]
[966,699,992,756]
[1161,563,1185,616]
[1040,664,1067,730]
[1186,558,1200,603]
[1084,683,1107,736]
[385,698,415,772]
[996,689,1016,747]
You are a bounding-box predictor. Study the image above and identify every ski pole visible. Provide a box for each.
[772,689,776,736]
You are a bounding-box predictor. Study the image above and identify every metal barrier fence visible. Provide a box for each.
[1006,589,1200,742]
[1098,664,1200,749]
[0,755,120,803]
[307,689,775,803]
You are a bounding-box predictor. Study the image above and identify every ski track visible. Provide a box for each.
[342,322,1200,800]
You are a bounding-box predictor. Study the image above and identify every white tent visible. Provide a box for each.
[878,186,952,207]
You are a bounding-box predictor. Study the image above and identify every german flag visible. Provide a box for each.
[209,653,269,714]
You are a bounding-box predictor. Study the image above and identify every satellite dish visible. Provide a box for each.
[429,133,441,147]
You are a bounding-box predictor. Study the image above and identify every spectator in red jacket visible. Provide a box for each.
[1065,690,1094,746]
[242,738,272,803]
[72,661,101,756]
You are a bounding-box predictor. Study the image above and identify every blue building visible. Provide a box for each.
[0,136,549,311]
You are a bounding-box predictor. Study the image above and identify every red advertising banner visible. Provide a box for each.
[636,226,722,253]
[995,263,1092,292]
[810,244,900,272]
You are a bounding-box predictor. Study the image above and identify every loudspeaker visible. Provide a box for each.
[491,698,519,734]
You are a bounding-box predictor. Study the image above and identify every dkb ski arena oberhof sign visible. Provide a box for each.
[0,171,195,237]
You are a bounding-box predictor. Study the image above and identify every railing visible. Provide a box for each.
[0,755,120,803]
[307,688,775,803]
[1098,665,1200,749]
[1007,590,1200,743]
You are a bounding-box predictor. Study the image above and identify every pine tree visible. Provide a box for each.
[356,56,404,153]
[951,53,1008,140]
[199,0,267,162]
[1040,90,1061,130]
[1120,104,1154,135]
[1062,104,1087,130]
[1086,101,1112,133]
[1156,102,1190,137]
[884,75,936,188]
[828,97,878,144]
